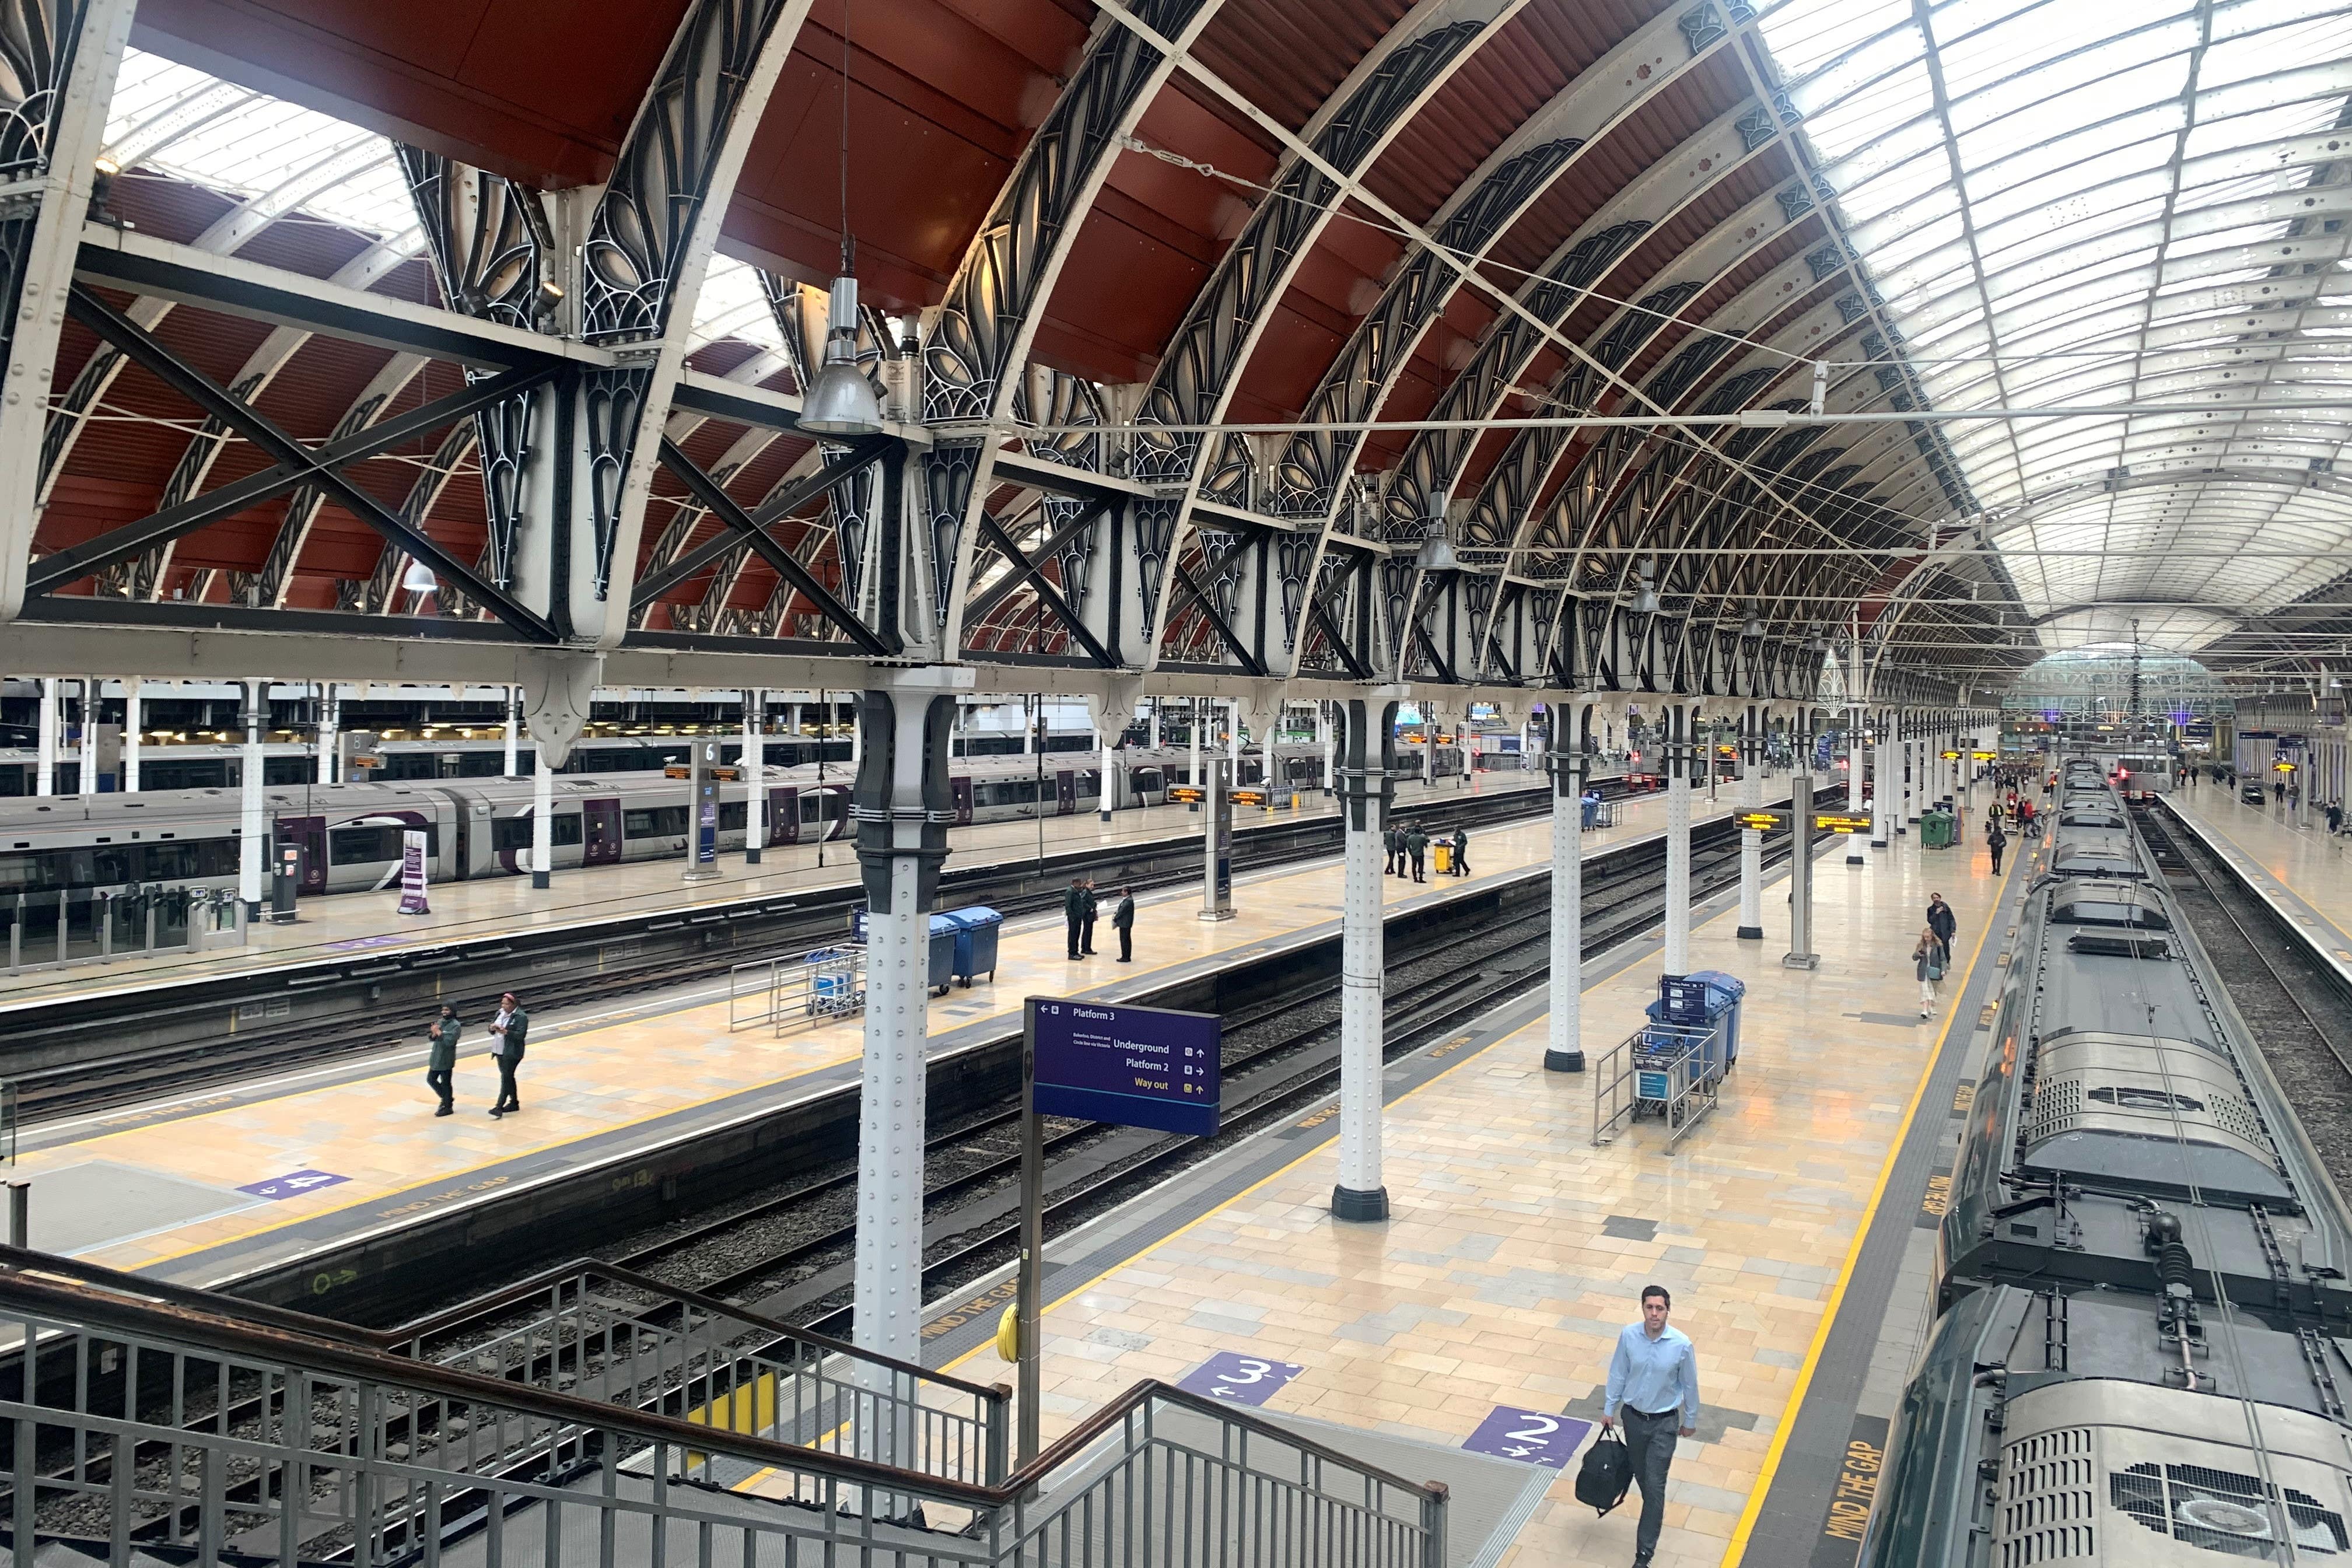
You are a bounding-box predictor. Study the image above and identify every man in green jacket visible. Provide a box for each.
[1064,878,1086,960]
[1387,825,1405,877]
[489,992,529,1118]
[1407,827,1429,883]
[425,1004,460,1116]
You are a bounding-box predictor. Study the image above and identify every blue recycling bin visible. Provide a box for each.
[944,905,1003,986]
[1685,970,1746,1068]
[847,907,958,993]
[1646,974,1736,1082]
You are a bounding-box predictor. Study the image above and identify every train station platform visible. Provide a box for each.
[905,774,2018,1568]
[0,768,1564,1006]
[10,776,1749,1296]
[2164,779,2352,968]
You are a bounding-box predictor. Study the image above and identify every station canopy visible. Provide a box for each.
[17,0,2352,695]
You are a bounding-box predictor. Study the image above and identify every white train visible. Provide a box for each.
[0,741,1519,903]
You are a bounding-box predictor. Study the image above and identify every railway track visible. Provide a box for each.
[461,818,1793,1338]
[2132,801,2352,1195]
[13,778,1601,1124]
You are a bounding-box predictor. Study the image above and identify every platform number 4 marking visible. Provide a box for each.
[1176,1350,1304,1408]
[1462,1406,1594,1469]
[239,1170,350,1201]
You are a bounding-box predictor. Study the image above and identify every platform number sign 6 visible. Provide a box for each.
[1464,1406,1594,1469]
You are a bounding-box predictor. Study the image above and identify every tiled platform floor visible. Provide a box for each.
[2167,779,2352,963]
[20,782,1758,1283]
[0,770,1560,1004]
[942,780,2010,1568]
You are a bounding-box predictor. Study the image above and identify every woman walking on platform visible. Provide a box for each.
[1987,819,2007,876]
[1913,928,1946,1019]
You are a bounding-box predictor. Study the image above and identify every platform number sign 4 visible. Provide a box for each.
[238,1169,349,1201]
[1462,1405,1595,1469]
[1176,1350,1304,1407]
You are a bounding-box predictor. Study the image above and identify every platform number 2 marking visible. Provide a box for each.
[1463,1406,1594,1469]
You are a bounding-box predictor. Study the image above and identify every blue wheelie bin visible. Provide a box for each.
[1685,970,1746,1069]
[1647,974,1735,1084]
[945,906,1003,986]
[849,907,959,993]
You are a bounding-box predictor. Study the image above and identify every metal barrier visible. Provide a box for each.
[1592,1019,1723,1150]
[0,1253,1447,1566]
[726,944,868,1033]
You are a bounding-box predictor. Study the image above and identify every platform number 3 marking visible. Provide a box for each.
[1177,1351,1304,1408]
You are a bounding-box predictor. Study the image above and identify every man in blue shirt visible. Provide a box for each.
[1602,1284,1700,1567]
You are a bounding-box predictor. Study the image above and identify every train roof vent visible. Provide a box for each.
[2063,810,2128,828]
[2024,1034,2285,1198]
[1999,1382,2352,1566]
[2068,933,2172,960]
[2050,887,2171,930]
[2053,846,2146,880]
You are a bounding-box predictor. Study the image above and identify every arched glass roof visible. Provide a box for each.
[1756,0,2352,652]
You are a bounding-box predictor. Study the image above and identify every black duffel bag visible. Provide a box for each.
[1574,1425,1633,1516]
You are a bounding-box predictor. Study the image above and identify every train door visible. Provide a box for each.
[1055,770,1076,816]
[583,799,623,865]
[951,775,974,825]
[275,816,327,895]
[771,787,799,845]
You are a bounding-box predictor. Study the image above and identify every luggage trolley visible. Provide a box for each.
[803,946,866,1019]
[1594,975,1730,1149]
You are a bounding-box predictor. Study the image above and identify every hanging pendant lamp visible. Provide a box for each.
[800,0,884,439]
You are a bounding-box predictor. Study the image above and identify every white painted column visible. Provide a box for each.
[532,751,554,890]
[502,686,520,778]
[1098,708,1113,822]
[1905,732,1920,825]
[1546,705,1590,1069]
[1422,701,1437,789]
[1334,695,1394,1222]
[1846,705,1866,864]
[123,678,143,794]
[1318,701,1335,791]
[1147,700,1161,750]
[1664,704,1693,977]
[76,678,98,796]
[239,680,265,918]
[744,689,765,864]
[1737,706,1765,941]
[850,678,961,1441]
[314,683,335,785]
[1188,698,1203,808]
[1873,718,1894,849]
[36,679,56,797]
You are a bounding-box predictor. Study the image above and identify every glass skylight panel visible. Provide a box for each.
[1804,64,1936,163]
[1752,0,1911,81]
[688,256,787,354]
[1947,25,2196,138]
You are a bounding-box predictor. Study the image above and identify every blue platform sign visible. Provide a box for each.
[1177,1350,1303,1406]
[1030,999,1220,1137]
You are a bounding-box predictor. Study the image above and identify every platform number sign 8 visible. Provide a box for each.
[1463,1405,1595,1469]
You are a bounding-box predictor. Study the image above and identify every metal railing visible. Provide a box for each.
[0,1255,1447,1566]
[726,944,866,1033]
[1592,1020,1723,1150]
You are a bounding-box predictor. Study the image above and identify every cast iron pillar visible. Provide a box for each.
[1737,705,1765,941]
[1334,691,1404,1222]
[1663,702,1694,977]
[1546,701,1592,1070]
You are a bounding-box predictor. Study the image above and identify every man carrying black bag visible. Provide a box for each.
[1600,1284,1701,1567]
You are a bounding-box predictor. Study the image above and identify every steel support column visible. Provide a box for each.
[1663,701,1693,977]
[239,680,264,918]
[1546,701,1590,1072]
[1737,704,1763,940]
[744,689,765,865]
[1785,708,1818,971]
[124,677,142,793]
[1846,698,1866,866]
[1873,715,1893,850]
[1334,692,1402,1223]
[531,750,554,890]
[850,674,961,1432]
[35,678,54,797]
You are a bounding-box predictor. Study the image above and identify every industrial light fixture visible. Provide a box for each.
[799,0,885,440]
[1741,601,1765,640]
[1631,558,1658,615]
[400,559,438,596]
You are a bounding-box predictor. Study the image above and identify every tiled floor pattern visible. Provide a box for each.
[23,783,1758,1278]
[945,788,2010,1568]
[0,772,1555,1003]
[2166,782,2352,962]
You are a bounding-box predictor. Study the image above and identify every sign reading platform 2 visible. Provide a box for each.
[1030,999,1221,1138]
[1461,1406,1593,1468]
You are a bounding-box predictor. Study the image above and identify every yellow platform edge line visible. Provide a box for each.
[1716,859,2008,1568]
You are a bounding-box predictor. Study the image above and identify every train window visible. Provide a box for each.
[719,802,747,831]
[624,806,689,838]
[139,839,239,881]
[330,824,438,864]
[491,814,584,849]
